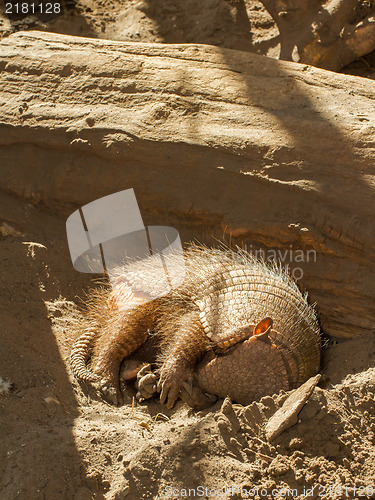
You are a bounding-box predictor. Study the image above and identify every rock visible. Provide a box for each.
[220,397,241,432]
[0,222,22,237]
[265,374,321,441]
[0,31,374,338]
[0,376,11,395]
[43,394,65,415]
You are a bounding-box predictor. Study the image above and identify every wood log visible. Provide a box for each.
[260,0,375,71]
[0,31,374,338]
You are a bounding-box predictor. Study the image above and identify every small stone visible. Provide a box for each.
[0,223,21,237]
[260,395,274,407]
[265,375,321,441]
[288,437,303,450]
[85,116,95,127]
[43,394,64,415]
[229,437,240,448]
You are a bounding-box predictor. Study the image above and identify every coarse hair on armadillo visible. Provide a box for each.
[161,242,316,315]
[107,242,308,302]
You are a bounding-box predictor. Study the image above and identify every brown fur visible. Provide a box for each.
[72,282,212,406]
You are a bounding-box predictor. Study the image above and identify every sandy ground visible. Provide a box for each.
[0,193,374,499]
[0,1,375,499]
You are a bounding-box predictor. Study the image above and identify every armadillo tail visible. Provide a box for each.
[70,328,100,383]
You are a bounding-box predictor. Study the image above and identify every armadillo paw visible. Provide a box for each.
[135,365,158,402]
[157,365,193,409]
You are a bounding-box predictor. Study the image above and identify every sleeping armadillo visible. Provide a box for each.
[70,245,321,408]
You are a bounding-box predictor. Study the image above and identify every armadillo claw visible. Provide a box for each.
[179,381,217,409]
[158,379,180,409]
[136,363,153,379]
[157,366,194,409]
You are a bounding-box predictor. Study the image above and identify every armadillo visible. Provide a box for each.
[70,245,321,408]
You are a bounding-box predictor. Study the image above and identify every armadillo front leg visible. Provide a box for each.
[157,310,210,409]
[91,301,158,405]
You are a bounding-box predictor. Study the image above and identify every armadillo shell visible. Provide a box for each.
[192,263,321,388]
[195,337,290,405]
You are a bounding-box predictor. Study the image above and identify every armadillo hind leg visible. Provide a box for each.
[157,310,211,409]
[196,335,290,405]
[90,300,160,405]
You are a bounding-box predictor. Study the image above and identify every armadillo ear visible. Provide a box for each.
[253,317,273,336]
